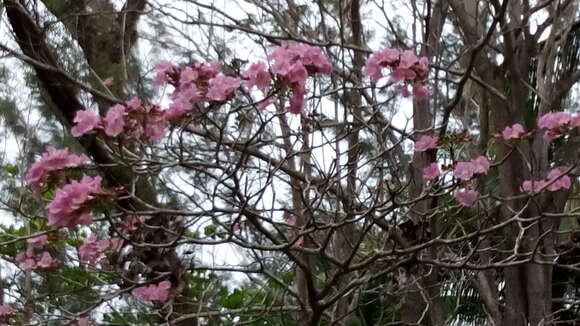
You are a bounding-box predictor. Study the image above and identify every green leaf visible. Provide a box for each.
[220,289,245,309]
[3,164,19,176]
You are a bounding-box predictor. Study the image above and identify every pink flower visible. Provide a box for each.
[153,60,174,86]
[133,280,172,302]
[502,123,525,140]
[36,251,55,268]
[269,44,332,77]
[363,48,400,82]
[285,63,308,87]
[27,235,48,249]
[243,62,271,90]
[470,156,490,174]
[414,135,438,152]
[206,74,241,101]
[78,235,101,263]
[0,304,11,316]
[165,86,197,120]
[46,175,102,229]
[521,180,546,193]
[126,97,142,110]
[200,61,221,77]
[104,104,126,137]
[292,44,332,74]
[454,162,475,180]
[455,189,478,207]
[19,258,36,270]
[545,168,572,191]
[412,83,429,100]
[179,66,199,85]
[423,163,441,180]
[26,147,89,192]
[399,50,419,69]
[79,235,122,264]
[538,112,570,130]
[71,109,101,137]
[391,68,416,82]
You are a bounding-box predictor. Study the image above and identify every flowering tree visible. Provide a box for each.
[0,0,578,325]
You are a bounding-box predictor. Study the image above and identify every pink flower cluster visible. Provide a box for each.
[363,48,429,100]
[242,62,271,91]
[0,304,12,324]
[455,188,479,207]
[132,280,172,302]
[156,60,242,120]
[268,44,332,113]
[46,175,103,228]
[453,156,490,180]
[501,123,525,140]
[414,135,438,152]
[521,168,572,193]
[423,162,441,180]
[15,235,57,271]
[26,147,89,192]
[0,304,12,316]
[538,112,580,141]
[71,99,168,141]
[78,235,122,264]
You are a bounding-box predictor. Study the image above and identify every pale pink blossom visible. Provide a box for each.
[285,63,308,88]
[36,251,55,268]
[104,104,126,137]
[414,135,438,152]
[78,235,101,263]
[46,175,102,228]
[538,112,570,130]
[545,168,572,192]
[412,84,429,100]
[391,68,416,82]
[470,156,490,174]
[502,123,525,140]
[521,180,546,193]
[26,147,89,191]
[269,44,332,77]
[153,60,174,86]
[206,75,241,101]
[242,62,271,90]
[71,109,101,137]
[454,162,475,180]
[132,280,172,302]
[0,304,12,316]
[363,48,400,82]
[455,189,478,207]
[179,66,199,85]
[126,97,142,110]
[399,50,419,69]
[423,163,441,180]
[27,235,48,249]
